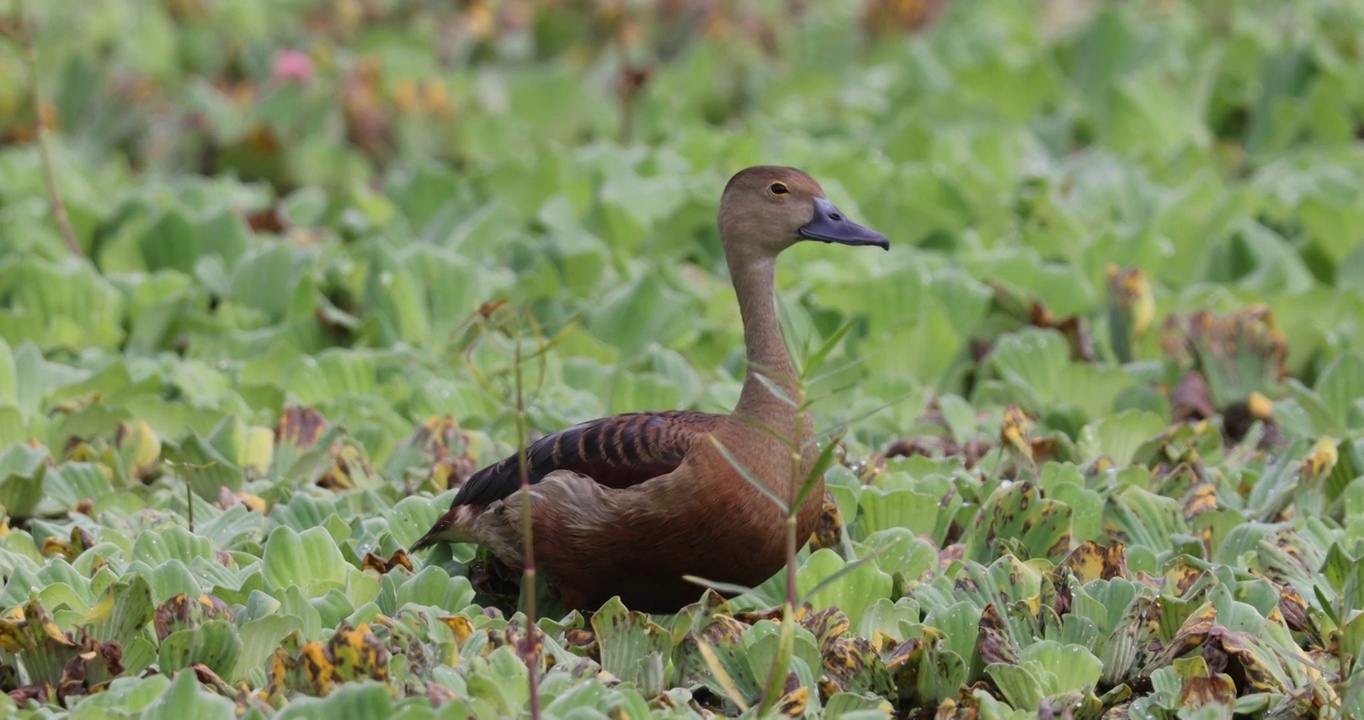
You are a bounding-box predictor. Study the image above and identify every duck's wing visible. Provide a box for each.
[448,410,723,509]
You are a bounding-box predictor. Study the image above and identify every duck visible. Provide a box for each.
[409,166,889,614]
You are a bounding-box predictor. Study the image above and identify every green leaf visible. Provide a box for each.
[1078,409,1166,466]
[142,666,236,720]
[44,461,114,512]
[138,207,200,274]
[0,257,126,351]
[824,692,894,717]
[0,336,16,408]
[0,442,49,518]
[262,526,350,596]
[164,432,242,499]
[158,619,243,676]
[586,273,695,358]
[390,566,475,613]
[985,662,1044,710]
[865,528,938,588]
[274,680,396,720]
[86,575,156,647]
[134,525,214,566]
[796,548,892,630]
[680,616,757,710]
[591,597,672,698]
[1020,640,1103,694]
[855,487,943,542]
[963,482,1073,563]
[985,328,1070,411]
[232,614,303,684]
[1316,352,1364,431]
[230,244,309,323]
[1053,363,1137,424]
[1103,485,1187,556]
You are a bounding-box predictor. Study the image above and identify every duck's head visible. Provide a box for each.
[717,165,889,261]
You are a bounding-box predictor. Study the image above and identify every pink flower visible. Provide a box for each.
[272,49,314,84]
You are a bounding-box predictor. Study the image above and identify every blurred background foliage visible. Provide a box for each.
[1,0,1361,463]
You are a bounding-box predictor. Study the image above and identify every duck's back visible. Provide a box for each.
[451,410,726,508]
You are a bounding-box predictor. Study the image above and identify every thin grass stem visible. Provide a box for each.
[13,0,79,256]
[512,311,541,720]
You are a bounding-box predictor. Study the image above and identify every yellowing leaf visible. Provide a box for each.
[241,426,275,477]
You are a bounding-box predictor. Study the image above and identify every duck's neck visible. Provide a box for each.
[730,254,800,420]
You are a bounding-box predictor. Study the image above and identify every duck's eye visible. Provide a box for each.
[769,182,789,195]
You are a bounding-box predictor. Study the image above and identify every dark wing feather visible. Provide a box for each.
[450,410,721,508]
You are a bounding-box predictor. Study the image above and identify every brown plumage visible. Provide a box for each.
[410,166,889,614]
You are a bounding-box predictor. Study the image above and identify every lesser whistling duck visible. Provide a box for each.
[410,166,889,614]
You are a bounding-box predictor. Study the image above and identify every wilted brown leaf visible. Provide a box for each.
[800,606,851,648]
[976,603,1016,665]
[0,617,32,653]
[735,604,807,626]
[57,650,88,699]
[153,593,234,642]
[438,615,475,646]
[882,435,994,470]
[819,631,886,698]
[299,640,335,696]
[42,535,75,561]
[860,0,950,37]
[362,549,414,575]
[190,662,236,697]
[1182,482,1218,521]
[1170,372,1217,423]
[775,684,809,717]
[808,491,844,552]
[275,406,329,451]
[217,487,268,513]
[1144,603,1216,672]
[1060,540,1129,583]
[1163,558,1206,598]
[28,599,75,648]
[114,420,161,482]
[267,645,291,698]
[328,622,390,685]
[979,280,1099,362]
[400,416,480,492]
[882,633,925,674]
[1160,307,1287,438]
[1276,584,1309,633]
[562,627,598,658]
[8,684,51,707]
[697,614,748,649]
[341,56,396,167]
[1107,265,1155,363]
[317,442,379,491]
[938,543,965,570]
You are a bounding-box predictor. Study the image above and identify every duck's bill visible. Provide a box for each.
[798,197,889,249]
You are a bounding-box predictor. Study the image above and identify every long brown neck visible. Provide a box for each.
[729,253,800,420]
